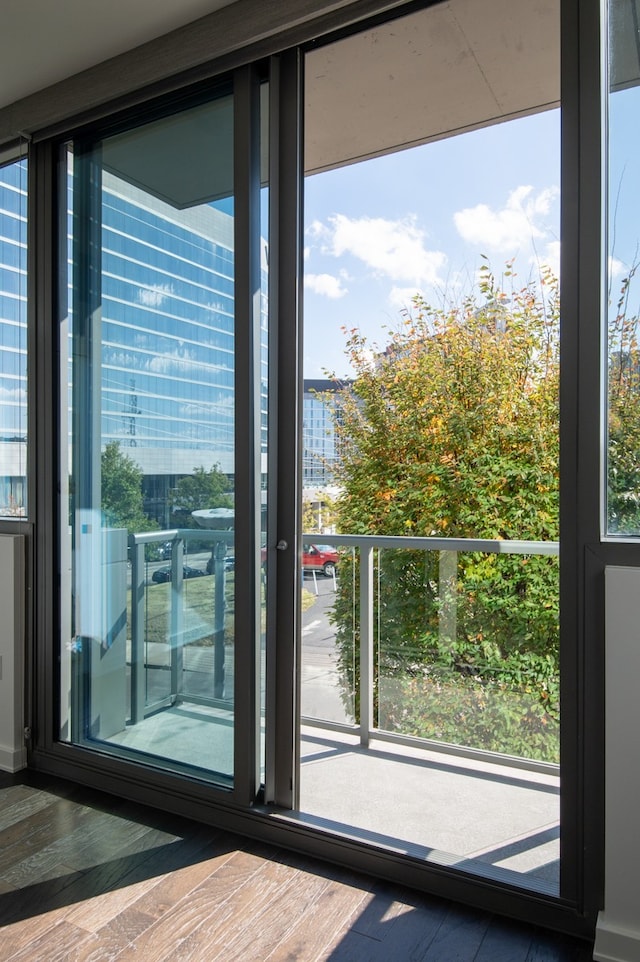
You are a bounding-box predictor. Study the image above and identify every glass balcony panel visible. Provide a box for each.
[375,547,560,763]
[301,545,356,726]
[299,534,560,893]
[125,530,234,778]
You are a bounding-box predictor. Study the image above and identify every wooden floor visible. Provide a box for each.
[0,773,593,962]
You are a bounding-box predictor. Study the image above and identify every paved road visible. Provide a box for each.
[301,574,353,724]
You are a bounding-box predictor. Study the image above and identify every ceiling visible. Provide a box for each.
[2,0,639,165]
[11,0,640,194]
[0,0,238,110]
[305,0,561,175]
[102,0,562,210]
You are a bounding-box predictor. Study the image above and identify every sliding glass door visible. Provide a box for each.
[58,75,267,794]
[35,3,589,930]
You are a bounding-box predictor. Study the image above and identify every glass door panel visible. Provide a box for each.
[59,89,247,786]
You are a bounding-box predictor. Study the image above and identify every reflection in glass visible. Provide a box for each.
[0,158,27,518]
[60,94,244,785]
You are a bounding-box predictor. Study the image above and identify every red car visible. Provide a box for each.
[302,543,339,577]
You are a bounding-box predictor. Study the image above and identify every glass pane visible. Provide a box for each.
[300,0,560,893]
[607,0,640,535]
[0,158,27,518]
[260,81,269,784]
[375,547,559,763]
[60,92,240,785]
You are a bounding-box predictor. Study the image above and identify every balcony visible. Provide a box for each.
[94,528,560,896]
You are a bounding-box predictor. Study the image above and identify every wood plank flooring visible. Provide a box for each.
[0,773,593,962]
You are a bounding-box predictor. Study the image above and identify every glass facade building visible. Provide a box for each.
[302,379,342,489]
[0,159,27,517]
[0,154,342,524]
[93,167,268,526]
[0,159,269,524]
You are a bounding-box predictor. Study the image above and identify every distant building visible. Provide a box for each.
[302,379,346,489]
[0,160,27,515]
[0,161,269,525]
[1,164,350,525]
[302,378,350,532]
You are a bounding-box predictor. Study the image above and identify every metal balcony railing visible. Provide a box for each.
[130,528,233,723]
[129,528,559,770]
[301,533,560,771]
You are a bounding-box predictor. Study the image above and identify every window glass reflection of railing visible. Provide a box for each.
[126,529,559,770]
[129,529,233,723]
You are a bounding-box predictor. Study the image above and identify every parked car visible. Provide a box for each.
[205,554,235,574]
[302,543,339,577]
[203,545,337,576]
[152,565,205,584]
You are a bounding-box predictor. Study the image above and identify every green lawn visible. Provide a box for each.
[128,574,317,646]
[128,573,234,646]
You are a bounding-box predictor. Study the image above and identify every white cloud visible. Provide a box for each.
[323,213,446,286]
[304,272,348,299]
[609,255,625,279]
[205,299,231,316]
[532,240,561,279]
[388,286,425,312]
[148,347,204,377]
[307,220,329,240]
[454,185,560,253]
[179,402,214,418]
[0,386,26,402]
[138,283,173,307]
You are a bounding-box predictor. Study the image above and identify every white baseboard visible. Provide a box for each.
[594,915,640,962]
[0,743,27,773]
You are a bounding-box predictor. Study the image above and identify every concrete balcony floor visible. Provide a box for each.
[297,727,559,894]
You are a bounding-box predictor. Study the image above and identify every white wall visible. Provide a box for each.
[594,566,640,962]
[0,533,26,772]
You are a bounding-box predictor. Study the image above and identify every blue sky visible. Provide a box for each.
[302,82,640,379]
[609,85,640,298]
[302,108,562,378]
